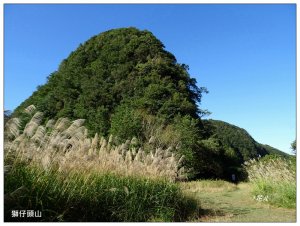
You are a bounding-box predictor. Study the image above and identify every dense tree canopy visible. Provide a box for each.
[12,27,287,180]
[13,27,210,178]
[14,27,207,135]
[202,119,288,163]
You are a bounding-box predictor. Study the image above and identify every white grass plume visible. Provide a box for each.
[4,106,188,182]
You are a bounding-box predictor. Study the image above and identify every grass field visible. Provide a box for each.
[181,180,296,222]
[5,161,199,222]
[4,109,296,222]
[4,110,199,222]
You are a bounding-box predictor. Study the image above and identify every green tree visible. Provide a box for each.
[109,104,142,141]
[291,140,296,154]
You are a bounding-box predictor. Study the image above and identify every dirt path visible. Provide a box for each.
[181,181,296,222]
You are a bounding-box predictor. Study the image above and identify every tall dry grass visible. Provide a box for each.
[244,157,295,183]
[244,156,296,208]
[4,105,198,222]
[4,105,188,182]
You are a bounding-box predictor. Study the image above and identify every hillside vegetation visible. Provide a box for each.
[13,27,210,178]
[203,119,288,162]
[5,27,294,222]
[12,27,287,180]
[4,107,198,221]
[5,106,294,222]
[14,27,206,133]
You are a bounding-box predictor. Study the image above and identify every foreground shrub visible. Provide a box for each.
[244,155,296,208]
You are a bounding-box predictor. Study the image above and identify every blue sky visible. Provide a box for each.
[4,4,296,154]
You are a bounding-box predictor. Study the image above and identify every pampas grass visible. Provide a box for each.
[244,157,295,183]
[244,156,296,208]
[4,106,198,222]
[4,108,188,182]
[4,118,21,140]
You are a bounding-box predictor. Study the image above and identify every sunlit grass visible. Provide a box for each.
[4,105,198,222]
[5,161,198,222]
[180,179,238,193]
[244,156,296,209]
[180,181,296,222]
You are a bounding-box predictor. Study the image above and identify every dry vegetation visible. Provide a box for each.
[5,105,295,222]
[180,179,238,193]
[244,157,295,183]
[4,105,188,182]
[244,156,296,208]
[4,105,198,222]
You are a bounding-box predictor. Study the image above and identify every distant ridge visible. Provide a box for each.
[203,119,288,163]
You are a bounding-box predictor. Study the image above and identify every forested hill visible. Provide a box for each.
[202,119,288,162]
[13,27,206,136]
[12,27,210,178]
[12,27,285,180]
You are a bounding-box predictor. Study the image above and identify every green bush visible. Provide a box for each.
[109,104,142,141]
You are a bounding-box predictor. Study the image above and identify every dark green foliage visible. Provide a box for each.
[110,104,143,141]
[202,119,288,163]
[261,144,289,157]
[291,140,296,154]
[195,137,247,181]
[14,27,205,136]
[173,115,201,167]
[11,27,285,181]
[193,119,288,181]
[12,27,211,178]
